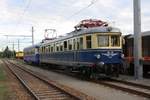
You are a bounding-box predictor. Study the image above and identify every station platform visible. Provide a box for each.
[114,75,150,87]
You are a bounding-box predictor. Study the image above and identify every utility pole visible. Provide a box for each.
[32,26,34,45]
[12,42,14,51]
[18,39,20,52]
[12,42,15,57]
[134,0,143,79]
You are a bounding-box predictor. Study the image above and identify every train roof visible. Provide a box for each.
[125,31,150,38]
[42,26,121,45]
[24,43,41,51]
[16,51,23,53]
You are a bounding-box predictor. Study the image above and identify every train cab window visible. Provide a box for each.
[86,35,91,49]
[97,35,109,47]
[111,35,120,47]
[64,41,67,51]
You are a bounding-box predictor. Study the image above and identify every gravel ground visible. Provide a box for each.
[115,75,150,86]
[14,60,149,100]
[1,60,34,100]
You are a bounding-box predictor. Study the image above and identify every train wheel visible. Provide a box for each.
[105,64,111,76]
[80,67,91,79]
[112,64,119,77]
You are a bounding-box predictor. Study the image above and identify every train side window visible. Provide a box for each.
[64,41,67,51]
[53,44,55,52]
[86,35,91,49]
[56,46,59,52]
[77,37,83,50]
[42,47,44,53]
[51,46,53,52]
[44,46,46,53]
[46,46,48,53]
[41,47,43,53]
[56,43,59,52]
[49,45,51,53]
[73,39,76,50]
[39,47,41,53]
[68,40,72,50]
[60,42,63,51]
[77,38,80,50]
[79,37,83,49]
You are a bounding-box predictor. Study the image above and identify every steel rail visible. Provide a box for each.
[93,80,150,98]
[48,68,150,99]
[3,60,40,100]
[4,60,95,100]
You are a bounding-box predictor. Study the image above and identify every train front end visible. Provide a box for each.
[93,32,123,77]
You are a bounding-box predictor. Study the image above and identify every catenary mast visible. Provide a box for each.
[133,0,143,79]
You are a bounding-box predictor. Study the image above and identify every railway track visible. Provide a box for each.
[49,68,150,99]
[3,60,94,100]
[94,79,150,98]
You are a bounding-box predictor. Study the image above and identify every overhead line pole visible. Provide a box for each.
[32,26,34,45]
[18,39,20,52]
[12,42,15,57]
[133,0,143,79]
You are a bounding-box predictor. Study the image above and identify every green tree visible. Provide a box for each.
[3,46,11,58]
[2,46,15,58]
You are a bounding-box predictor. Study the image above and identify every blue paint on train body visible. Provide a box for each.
[39,49,122,66]
[24,54,39,64]
[23,45,40,65]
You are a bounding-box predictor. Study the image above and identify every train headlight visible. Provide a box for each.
[98,62,104,67]
[121,54,124,59]
[95,54,101,59]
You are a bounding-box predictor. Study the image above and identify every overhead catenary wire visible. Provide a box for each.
[15,0,32,29]
[68,0,98,19]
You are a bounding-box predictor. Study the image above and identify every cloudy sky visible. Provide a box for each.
[0,0,150,51]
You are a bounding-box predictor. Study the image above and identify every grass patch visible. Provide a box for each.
[0,64,8,100]
[0,84,7,100]
[0,66,6,81]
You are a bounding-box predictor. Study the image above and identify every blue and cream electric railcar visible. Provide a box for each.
[39,26,123,77]
[24,44,40,64]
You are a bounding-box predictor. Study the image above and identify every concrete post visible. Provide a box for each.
[133,0,143,79]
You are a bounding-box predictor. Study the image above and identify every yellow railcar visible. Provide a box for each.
[16,51,24,59]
